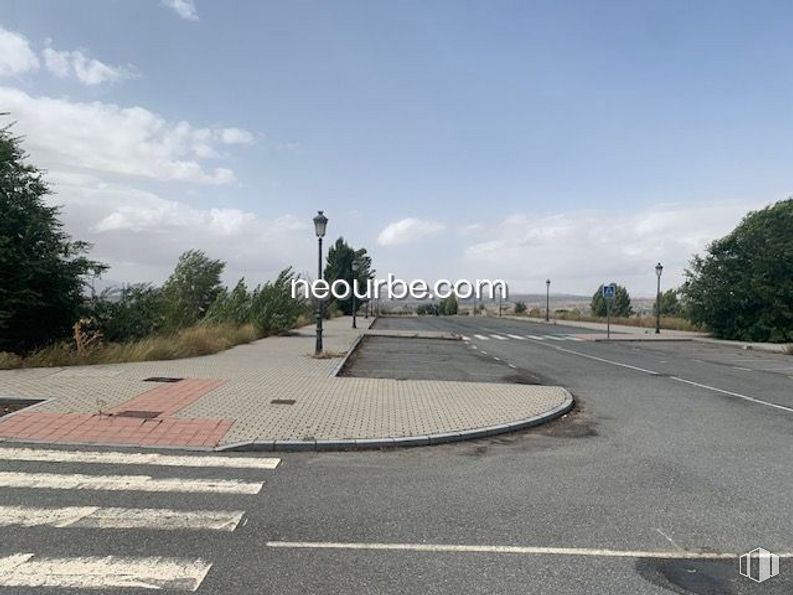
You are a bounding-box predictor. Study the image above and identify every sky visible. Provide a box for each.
[1,0,791,297]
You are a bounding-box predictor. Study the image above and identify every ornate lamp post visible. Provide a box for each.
[545,279,551,322]
[313,210,328,354]
[655,262,663,335]
[351,259,359,329]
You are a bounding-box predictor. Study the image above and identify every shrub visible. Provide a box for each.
[514,301,527,314]
[92,284,165,342]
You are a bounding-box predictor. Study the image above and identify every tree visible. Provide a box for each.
[439,295,458,315]
[249,268,308,334]
[514,301,527,315]
[0,124,105,352]
[656,288,681,317]
[323,237,374,315]
[92,284,164,342]
[161,249,225,330]
[204,278,252,326]
[591,284,633,317]
[683,199,793,342]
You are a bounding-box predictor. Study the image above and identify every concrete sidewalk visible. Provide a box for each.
[0,317,572,451]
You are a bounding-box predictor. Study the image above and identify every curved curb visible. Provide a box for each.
[217,389,575,452]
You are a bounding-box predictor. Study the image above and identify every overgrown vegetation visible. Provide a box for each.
[591,284,633,317]
[0,125,316,369]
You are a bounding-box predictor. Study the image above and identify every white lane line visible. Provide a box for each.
[732,366,752,372]
[0,448,279,470]
[490,334,508,340]
[0,472,263,494]
[669,377,793,413]
[266,541,793,560]
[473,334,490,341]
[526,335,545,340]
[534,342,661,376]
[0,553,211,591]
[506,334,526,341]
[0,505,244,532]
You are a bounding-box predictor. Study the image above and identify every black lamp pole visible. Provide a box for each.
[351,260,359,329]
[655,262,663,335]
[313,211,328,354]
[545,279,550,322]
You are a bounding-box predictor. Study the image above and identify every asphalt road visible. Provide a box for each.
[2,315,793,594]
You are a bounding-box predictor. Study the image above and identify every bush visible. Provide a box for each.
[416,303,439,315]
[250,268,309,335]
[438,295,458,315]
[161,250,225,331]
[92,284,165,342]
[514,301,527,314]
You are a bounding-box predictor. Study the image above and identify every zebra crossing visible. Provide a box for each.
[0,446,280,592]
[465,333,584,343]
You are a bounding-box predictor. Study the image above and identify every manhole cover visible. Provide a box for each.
[143,377,184,383]
[271,399,296,405]
[115,410,162,419]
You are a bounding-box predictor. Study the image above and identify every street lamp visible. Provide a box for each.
[545,279,551,322]
[655,262,663,335]
[351,259,359,329]
[313,210,328,354]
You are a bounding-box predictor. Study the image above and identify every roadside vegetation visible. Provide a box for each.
[0,124,313,369]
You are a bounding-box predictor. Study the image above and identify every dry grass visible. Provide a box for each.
[311,350,346,359]
[0,323,261,370]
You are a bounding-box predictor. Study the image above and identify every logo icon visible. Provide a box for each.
[739,547,779,583]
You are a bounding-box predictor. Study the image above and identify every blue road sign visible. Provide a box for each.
[602,284,616,299]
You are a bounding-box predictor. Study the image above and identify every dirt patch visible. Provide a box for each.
[0,398,44,418]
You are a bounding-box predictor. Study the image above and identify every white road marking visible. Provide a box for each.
[0,447,279,470]
[536,343,661,376]
[732,366,752,372]
[470,345,478,350]
[545,335,567,341]
[0,472,263,494]
[0,553,211,591]
[563,335,584,342]
[0,505,244,531]
[669,377,793,413]
[526,335,545,340]
[473,334,490,341]
[508,364,517,369]
[506,334,526,341]
[490,334,508,340]
[480,351,488,355]
[266,541,793,560]
[493,357,501,361]
[461,336,471,341]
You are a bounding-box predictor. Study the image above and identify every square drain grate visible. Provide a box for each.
[271,399,296,405]
[143,377,184,383]
[115,410,162,419]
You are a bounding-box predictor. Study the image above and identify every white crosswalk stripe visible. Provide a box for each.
[0,505,244,531]
[545,335,567,341]
[0,445,281,592]
[527,335,546,340]
[489,334,508,340]
[0,553,211,591]
[473,334,490,340]
[506,334,526,340]
[0,447,280,470]
[0,471,263,494]
[461,335,471,341]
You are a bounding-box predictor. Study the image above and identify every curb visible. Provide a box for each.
[217,389,575,452]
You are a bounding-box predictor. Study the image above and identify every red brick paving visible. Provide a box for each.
[0,378,232,448]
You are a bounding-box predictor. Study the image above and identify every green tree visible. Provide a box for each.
[591,284,633,317]
[250,268,308,334]
[0,124,105,352]
[323,237,374,315]
[683,199,793,342]
[161,249,225,330]
[438,295,458,315]
[92,284,164,342]
[656,288,681,317]
[514,301,527,315]
[204,278,252,326]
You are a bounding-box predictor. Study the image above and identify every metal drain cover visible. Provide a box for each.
[271,399,296,405]
[143,377,184,383]
[115,410,162,419]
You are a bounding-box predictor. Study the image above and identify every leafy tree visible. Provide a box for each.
[656,288,681,317]
[92,284,164,342]
[683,199,793,342]
[0,124,105,352]
[323,237,374,315]
[591,284,633,317]
[438,295,458,315]
[250,268,308,334]
[514,301,527,314]
[416,303,439,315]
[161,249,225,330]
[204,278,252,326]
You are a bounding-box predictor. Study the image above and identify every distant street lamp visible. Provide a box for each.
[655,262,663,335]
[498,286,503,317]
[313,210,328,354]
[351,259,359,329]
[545,279,551,322]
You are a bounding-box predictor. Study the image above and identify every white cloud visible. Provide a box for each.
[0,86,252,184]
[162,0,199,21]
[462,200,772,296]
[220,127,254,145]
[0,26,39,77]
[377,218,446,246]
[43,44,135,86]
[45,171,312,285]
